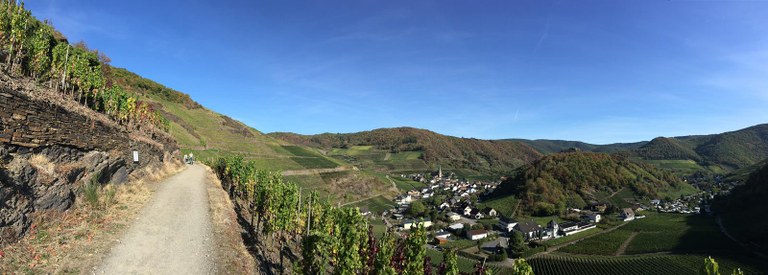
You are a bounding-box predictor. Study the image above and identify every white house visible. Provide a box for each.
[435,231,451,239]
[439,202,451,210]
[448,223,465,231]
[395,195,412,205]
[466,229,489,241]
[402,219,433,230]
[463,206,473,216]
[585,213,601,223]
[446,212,461,221]
[482,207,497,217]
[499,219,518,232]
[621,208,635,222]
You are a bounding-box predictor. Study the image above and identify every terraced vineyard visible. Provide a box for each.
[529,254,764,275]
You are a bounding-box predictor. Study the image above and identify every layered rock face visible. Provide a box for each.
[0,86,178,245]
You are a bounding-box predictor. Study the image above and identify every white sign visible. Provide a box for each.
[133,151,139,163]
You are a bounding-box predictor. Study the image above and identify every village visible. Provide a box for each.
[373,167,640,262]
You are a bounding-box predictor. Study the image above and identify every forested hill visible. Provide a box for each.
[512,124,768,172]
[636,124,768,170]
[487,152,690,217]
[716,159,768,252]
[269,127,543,174]
[508,139,645,155]
[635,137,702,161]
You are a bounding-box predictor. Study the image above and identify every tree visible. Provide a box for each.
[512,258,534,275]
[407,201,426,217]
[508,231,526,258]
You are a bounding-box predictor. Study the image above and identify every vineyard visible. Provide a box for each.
[0,1,170,133]
[529,254,764,275]
[210,155,533,274]
[557,212,741,256]
[558,229,632,255]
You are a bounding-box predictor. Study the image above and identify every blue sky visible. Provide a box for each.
[27,0,768,144]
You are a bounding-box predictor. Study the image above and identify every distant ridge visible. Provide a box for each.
[270,127,543,174]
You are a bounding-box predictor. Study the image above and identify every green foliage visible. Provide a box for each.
[513,258,535,275]
[559,229,632,255]
[441,248,460,275]
[83,179,99,208]
[490,152,690,216]
[212,155,493,274]
[529,254,759,275]
[406,200,427,217]
[0,1,169,133]
[701,256,719,275]
[403,224,426,274]
[715,159,768,252]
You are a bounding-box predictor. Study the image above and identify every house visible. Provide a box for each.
[470,209,484,220]
[482,207,497,217]
[591,203,608,213]
[466,229,489,241]
[435,231,451,239]
[439,202,451,210]
[558,222,579,233]
[463,206,473,216]
[514,221,543,241]
[402,219,433,230]
[446,212,461,222]
[499,218,518,232]
[395,195,413,205]
[544,219,560,239]
[583,213,601,223]
[448,223,465,232]
[434,237,449,245]
[359,207,371,216]
[621,208,635,221]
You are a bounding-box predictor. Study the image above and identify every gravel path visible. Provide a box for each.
[93,165,215,274]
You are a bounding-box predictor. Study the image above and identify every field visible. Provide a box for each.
[350,195,396,215]
[387,176,428,192]
[540,212,767,274]
[477,196,519,218]
[558,229,632,255]
[329,146,431,172]
[529,254,764,275]
[542,227,605,247]
[425,249,510,274]
[621,212,739,254]
[558,212,739,256]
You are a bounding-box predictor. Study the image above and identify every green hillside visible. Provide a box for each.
[269,127,543,176]
[716,159,768,252]
[509,139,645,155]
[488,152,696,217]
[635,124,768,172]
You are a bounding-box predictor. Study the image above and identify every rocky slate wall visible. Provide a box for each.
[0,87,178,244]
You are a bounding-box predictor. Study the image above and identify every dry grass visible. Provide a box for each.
[28,154,55,178]
[0,162,183,274]
[203,165,257,274]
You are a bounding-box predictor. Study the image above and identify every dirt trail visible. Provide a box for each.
[93,165,215,274]
[615,231,638,256]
